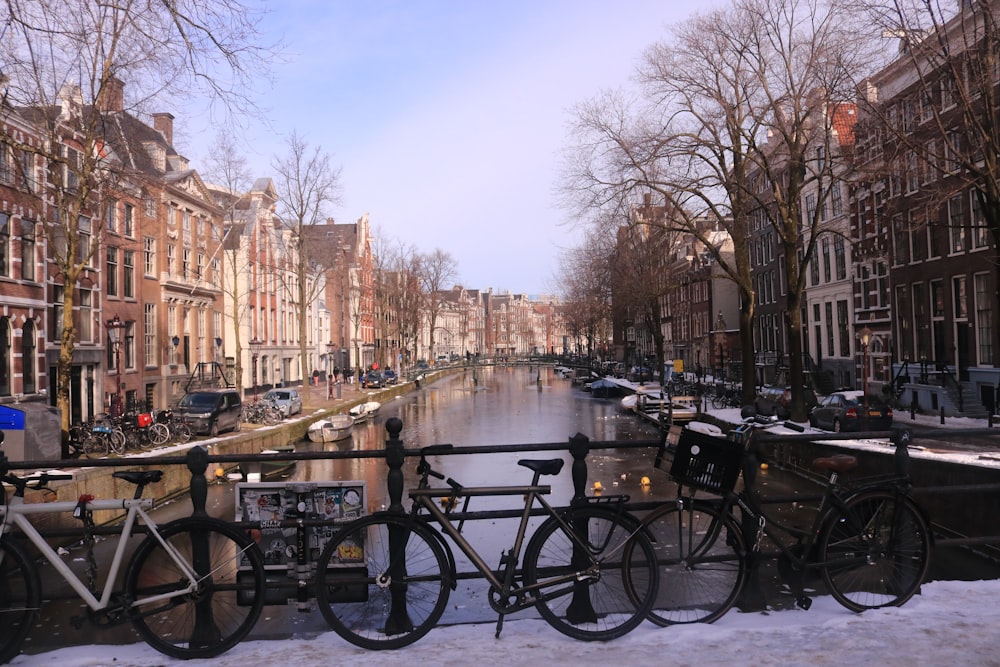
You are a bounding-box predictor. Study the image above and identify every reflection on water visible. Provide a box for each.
[291,365,672,510]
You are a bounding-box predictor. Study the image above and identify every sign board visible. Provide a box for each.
[235,481,366,571]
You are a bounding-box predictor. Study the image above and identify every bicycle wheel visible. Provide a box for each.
[819,489,931,612]
[0,538,41,664]
[315,513,450,650]
[172,421,192,443]
[125,517,265,659]
[109,428,127,454]
[523,505,658,641]
[638,499,747,625]
[81,433,108,458]
[149,423,170,446]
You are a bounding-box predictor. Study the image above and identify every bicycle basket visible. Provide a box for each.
[669,428,744,493]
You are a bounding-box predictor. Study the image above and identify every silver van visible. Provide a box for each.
[175,389,243,436]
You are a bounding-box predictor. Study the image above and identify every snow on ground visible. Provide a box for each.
[10,579,1000,667]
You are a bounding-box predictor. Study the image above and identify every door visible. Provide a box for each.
[956,322,970,381]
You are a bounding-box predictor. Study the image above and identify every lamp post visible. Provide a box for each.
[860,326,872,431]
[105,315,125,418]
[249,338,263,402]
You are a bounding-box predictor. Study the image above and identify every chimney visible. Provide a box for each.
[98,76,124,113]
[153,112,174,145]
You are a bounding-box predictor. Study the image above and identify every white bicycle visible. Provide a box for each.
[0,436,266,663]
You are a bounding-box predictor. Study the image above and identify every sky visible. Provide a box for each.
[10,579,1000,667]
[174,1,698,296]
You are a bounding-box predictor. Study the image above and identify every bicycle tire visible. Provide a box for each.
[818,489,931,612]
[637,499,747,625]
[172,422,192,443]
[0,538,41,665]
[109,428,127,454]
[523,505,658,641]
[314,513,450,650]
[125,517,265,659]
[149,423,170,446]
[81,433,107,457]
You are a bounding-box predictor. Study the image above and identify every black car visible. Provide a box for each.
[809,391,894,432]
[383,369,398,385]
[174,389,243,436]
[362,371,385,389]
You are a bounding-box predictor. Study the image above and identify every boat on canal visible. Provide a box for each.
[348,400,381,423]
[307,414,355,443]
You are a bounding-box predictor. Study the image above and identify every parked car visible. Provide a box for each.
[383,369,398,385]
[754,385,819,420]
[263,389,303,418]
[809,390,894,432]
[363,371,385,389]
[175,389,242,436]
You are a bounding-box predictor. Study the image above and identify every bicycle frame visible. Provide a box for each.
[0,496,202,613]
[409,482,616,612]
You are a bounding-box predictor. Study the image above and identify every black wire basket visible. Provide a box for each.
[669,428,744,493]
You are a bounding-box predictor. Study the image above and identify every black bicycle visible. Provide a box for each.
[638,424,931,625]
[313,444,659,649]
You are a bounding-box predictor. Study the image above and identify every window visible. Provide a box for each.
[106,199,117,233]
[0,318,9,395]
[123,203,134,237]
[953,276,968,320]
[837,300,849,358]
[79,288,93,342]
[825,302,834,358]
[106,246,118,296]
[949,195,965,254]
[167,244,175,276]
[805,193,817,223]
[830,182,843,217]
[975,273,993,364]
[971,190,990,249]
[20,219,35,281]
[821,238,831,283]
[78,216,94,267]
[906,151,919,192]
[123,250,134,298]
[143,236,155,275]
[834,236,846,280]
[197,252,204,279]
[144,304,156,367]
[892,214,909,265]
[183,210,191,231]
[0,212,9,276]
[182,248,190,279]
[21,320,35,394]
[125,320,136,371]
[52,285,64,340]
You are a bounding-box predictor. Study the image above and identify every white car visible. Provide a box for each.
[263,389,303,418]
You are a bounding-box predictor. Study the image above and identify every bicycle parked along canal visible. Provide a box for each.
[637,422,931,626]
[0,434,266,664]
[313,443,659,650]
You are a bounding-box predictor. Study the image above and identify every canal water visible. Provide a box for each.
[292,364,671,511]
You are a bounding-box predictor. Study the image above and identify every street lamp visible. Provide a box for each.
[249,338,263,402]
[105,315,126,418]
[860,326,872,431]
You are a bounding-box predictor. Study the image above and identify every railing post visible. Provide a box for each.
[568,432,590,504]
[385,417,405,514]
[383,416,413,636]
[186,445,209,517]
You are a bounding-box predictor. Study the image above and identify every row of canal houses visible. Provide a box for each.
[615,11,1000,418]
[1,78,570,432]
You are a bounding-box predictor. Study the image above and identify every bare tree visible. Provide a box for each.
[562,0,875,417]
[0,0,271,437]
[271,131,342,386]
[203,132,254,388]
[418,248,459,362]
[378,240,424,372]
[557,228,614,360]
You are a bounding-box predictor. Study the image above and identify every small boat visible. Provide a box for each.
[349,401,382,422]
[307,415,355,443]
[588,378,625,398]
[238,444,296,482]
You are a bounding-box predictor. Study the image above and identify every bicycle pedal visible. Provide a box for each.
[795,596,812,610]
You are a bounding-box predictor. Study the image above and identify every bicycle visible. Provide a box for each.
[313,444,659,650]
[639,423,932,626]
[0,437,266,663]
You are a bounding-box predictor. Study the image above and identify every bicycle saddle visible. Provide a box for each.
[811,454,858,474]
[112,470,165,486]
[517,459,565,476]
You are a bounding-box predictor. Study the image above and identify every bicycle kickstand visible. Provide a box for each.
[494,613,505,639]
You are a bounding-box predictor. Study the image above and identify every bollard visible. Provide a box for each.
[382,416,413,636]
[940,406,945,425]
[384,417,405,514]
